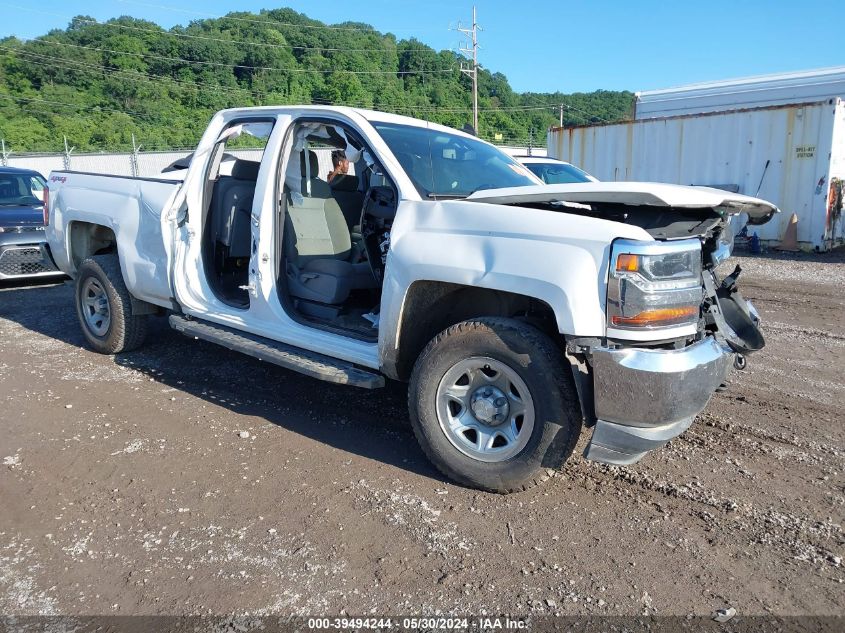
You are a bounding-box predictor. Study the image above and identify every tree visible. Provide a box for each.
[0,10,634,151]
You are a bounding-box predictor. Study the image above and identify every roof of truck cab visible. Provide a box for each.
[215,105,479,140]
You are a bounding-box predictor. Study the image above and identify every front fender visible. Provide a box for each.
[378,199,653,369]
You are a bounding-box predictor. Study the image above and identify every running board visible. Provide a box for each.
[169,315,385,389]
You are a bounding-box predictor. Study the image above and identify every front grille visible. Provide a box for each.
[0,246,54,276]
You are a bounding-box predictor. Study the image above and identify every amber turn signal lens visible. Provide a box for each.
[616,253,639,272]
[611,306,698,328]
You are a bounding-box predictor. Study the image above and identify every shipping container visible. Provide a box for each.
[548,99,845,251]
[634,66,845,119]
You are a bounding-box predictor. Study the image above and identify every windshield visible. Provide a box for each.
[372,122,540,197]
[524,161,596,184]
[0,173,45,207]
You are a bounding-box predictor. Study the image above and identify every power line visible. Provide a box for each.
[1,47,614,123]
[2,46,468,115]
[0,92,155,119]
[1,4,422,55]
[1,50,615,127]
[0,52,438,118]
[12,37,456,76]
[2,46,265,100]
[3,48,398,113]
[0,48,614,121]
[116,0,445,33]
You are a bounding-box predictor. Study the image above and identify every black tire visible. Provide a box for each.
[408,317,582,493]
[74,254,148,354]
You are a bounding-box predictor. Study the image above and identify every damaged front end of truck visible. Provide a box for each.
[469,182,777,465]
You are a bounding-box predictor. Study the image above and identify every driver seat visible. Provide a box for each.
[284,150,377,305]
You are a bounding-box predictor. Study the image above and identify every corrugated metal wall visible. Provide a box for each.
[549,101,843,249]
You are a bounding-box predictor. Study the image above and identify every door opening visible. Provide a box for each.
[277,120,398,341]
[200,120,274,308]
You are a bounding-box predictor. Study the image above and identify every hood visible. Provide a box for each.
[467,182,779,224]
[0,203,45,229]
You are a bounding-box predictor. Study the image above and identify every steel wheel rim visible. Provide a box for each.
[80,278,111,337]
[435,356,535,463]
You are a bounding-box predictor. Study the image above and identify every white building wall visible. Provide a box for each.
[549,101,842,250]
[6,148,328,180]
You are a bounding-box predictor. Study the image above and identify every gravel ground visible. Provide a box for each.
[0,252,843,619]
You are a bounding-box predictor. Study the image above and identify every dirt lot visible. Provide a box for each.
[1,252,843,619]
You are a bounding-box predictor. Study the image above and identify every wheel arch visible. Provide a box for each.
[381,280,565,381]
[68,221,118,271]
[69,225,157,316]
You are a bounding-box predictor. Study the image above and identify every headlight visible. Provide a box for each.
[608,239,703,331]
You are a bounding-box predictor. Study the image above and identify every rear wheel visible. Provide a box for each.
[409,317,582,493]
[74,254,148,354]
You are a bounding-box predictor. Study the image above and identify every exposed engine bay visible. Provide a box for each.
[511,199,732,240]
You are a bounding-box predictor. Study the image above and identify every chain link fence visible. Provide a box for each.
[0,145,545,180]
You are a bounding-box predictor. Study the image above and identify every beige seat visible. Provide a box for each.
[284,150,377,304]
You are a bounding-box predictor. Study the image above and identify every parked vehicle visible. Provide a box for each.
[44,107,774,492]
[0,167,63,282]
[515,155,598,184]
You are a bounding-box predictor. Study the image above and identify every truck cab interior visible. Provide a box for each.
[200,120,273,308]
[277,121,398,341]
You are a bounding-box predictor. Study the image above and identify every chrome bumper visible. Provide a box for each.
[584,336,732,465]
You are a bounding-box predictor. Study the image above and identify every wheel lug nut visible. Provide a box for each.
[495,398,506,407]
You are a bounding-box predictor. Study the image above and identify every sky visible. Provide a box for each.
[1,0,842,94]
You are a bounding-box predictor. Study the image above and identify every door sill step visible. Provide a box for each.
[169,314,385,389]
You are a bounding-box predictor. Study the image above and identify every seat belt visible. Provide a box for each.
[303,142,312,197]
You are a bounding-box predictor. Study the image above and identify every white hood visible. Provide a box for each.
[467,181,780,222]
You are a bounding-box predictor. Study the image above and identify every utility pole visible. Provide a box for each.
[0,139,8,167]
[559,104,564,127]
[458,6,480,135]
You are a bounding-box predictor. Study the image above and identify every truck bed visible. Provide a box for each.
[46,170,183,308]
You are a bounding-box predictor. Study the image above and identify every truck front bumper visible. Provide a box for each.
[584,335,733,466]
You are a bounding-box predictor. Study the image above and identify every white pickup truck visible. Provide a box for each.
[45,106,775,492]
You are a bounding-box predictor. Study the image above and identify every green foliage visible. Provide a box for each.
[0,8,634,152]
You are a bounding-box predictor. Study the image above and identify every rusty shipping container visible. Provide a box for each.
[548,99,845,251]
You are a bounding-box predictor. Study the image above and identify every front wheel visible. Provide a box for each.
[408,318,582,493]
[75,254,148,354]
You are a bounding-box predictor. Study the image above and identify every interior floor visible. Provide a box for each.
[292,289,381,339]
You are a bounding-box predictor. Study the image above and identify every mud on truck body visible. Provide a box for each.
[44,106,774,492]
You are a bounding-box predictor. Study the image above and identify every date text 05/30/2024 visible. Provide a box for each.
[307,617,529,630]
